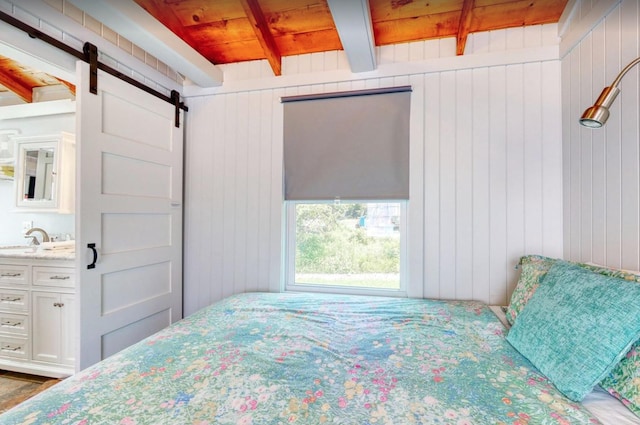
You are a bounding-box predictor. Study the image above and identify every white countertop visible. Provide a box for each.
[0,245,75,261]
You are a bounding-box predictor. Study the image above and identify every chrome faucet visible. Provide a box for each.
[24,227,50,246]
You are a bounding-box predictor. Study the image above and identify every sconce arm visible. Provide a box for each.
[611,56,640,88]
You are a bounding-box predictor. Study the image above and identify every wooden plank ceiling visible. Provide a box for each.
[134,0,568,75]
[3,0,567,102]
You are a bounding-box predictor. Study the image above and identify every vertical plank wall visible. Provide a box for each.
[184,26,564,315]
[562,0,640,271]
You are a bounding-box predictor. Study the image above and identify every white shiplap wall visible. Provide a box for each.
[184,26,564,316]
[562,0,640,271]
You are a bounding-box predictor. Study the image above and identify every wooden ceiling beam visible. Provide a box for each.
[0,58,35,103]
[0,72,32,103]
[239,0,282,76]
[456,0,475,56]
[327,0,376,72]
[54,78,76,97]
[0,55,75,103]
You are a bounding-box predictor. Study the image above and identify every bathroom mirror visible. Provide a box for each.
[14,137,59,209]
[22,146,55,201]
[11,132,75,213]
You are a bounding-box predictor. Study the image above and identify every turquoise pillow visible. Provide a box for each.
[507,260,640,401]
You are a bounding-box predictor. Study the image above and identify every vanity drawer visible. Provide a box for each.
[33,267,75,288]
[0,335,28,360]
[0,312,28,337]
[0,289,28,312]
[0,265,28,286]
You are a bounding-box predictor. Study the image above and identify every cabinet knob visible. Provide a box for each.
[53,302,65,308]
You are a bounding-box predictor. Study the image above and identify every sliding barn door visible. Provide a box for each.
[76,61,183,370]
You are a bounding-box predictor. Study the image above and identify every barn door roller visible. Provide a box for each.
[83,42,99,95]
[81,42,186,128]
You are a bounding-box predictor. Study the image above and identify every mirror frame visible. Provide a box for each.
[13,135,60,210]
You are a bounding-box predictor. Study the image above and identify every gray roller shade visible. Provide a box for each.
[283,86,411,201]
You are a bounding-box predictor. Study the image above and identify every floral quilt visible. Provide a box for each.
[1,292,600,424]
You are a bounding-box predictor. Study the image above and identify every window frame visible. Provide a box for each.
[284,200,408,297]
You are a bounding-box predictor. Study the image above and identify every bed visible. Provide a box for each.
[1,276,639,424]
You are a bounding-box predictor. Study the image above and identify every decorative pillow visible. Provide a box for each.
[601,341,640,417]
[506,257,640,325]
[585,264,640,416]
[505,255,557,324]
[580,262,640,283]
[507,260,640,401]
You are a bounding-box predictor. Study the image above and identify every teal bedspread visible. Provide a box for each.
[1,292,600,424]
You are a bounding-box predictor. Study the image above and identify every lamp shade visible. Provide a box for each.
[579,86,619,128]
[579,57,640,128]
[579,106,608,128]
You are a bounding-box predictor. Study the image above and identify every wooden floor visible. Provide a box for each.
[0,370,60,414]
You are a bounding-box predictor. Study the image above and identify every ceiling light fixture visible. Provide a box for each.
[580,56,640,128]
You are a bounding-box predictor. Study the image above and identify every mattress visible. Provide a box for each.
[0,292,622,424]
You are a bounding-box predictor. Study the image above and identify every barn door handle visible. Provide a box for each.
[87,243,98,269]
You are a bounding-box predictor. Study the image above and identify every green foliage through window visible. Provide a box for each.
[294,203,401,289]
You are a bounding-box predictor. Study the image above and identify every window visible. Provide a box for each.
[282,86,411,296]
[286,201,406,295]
